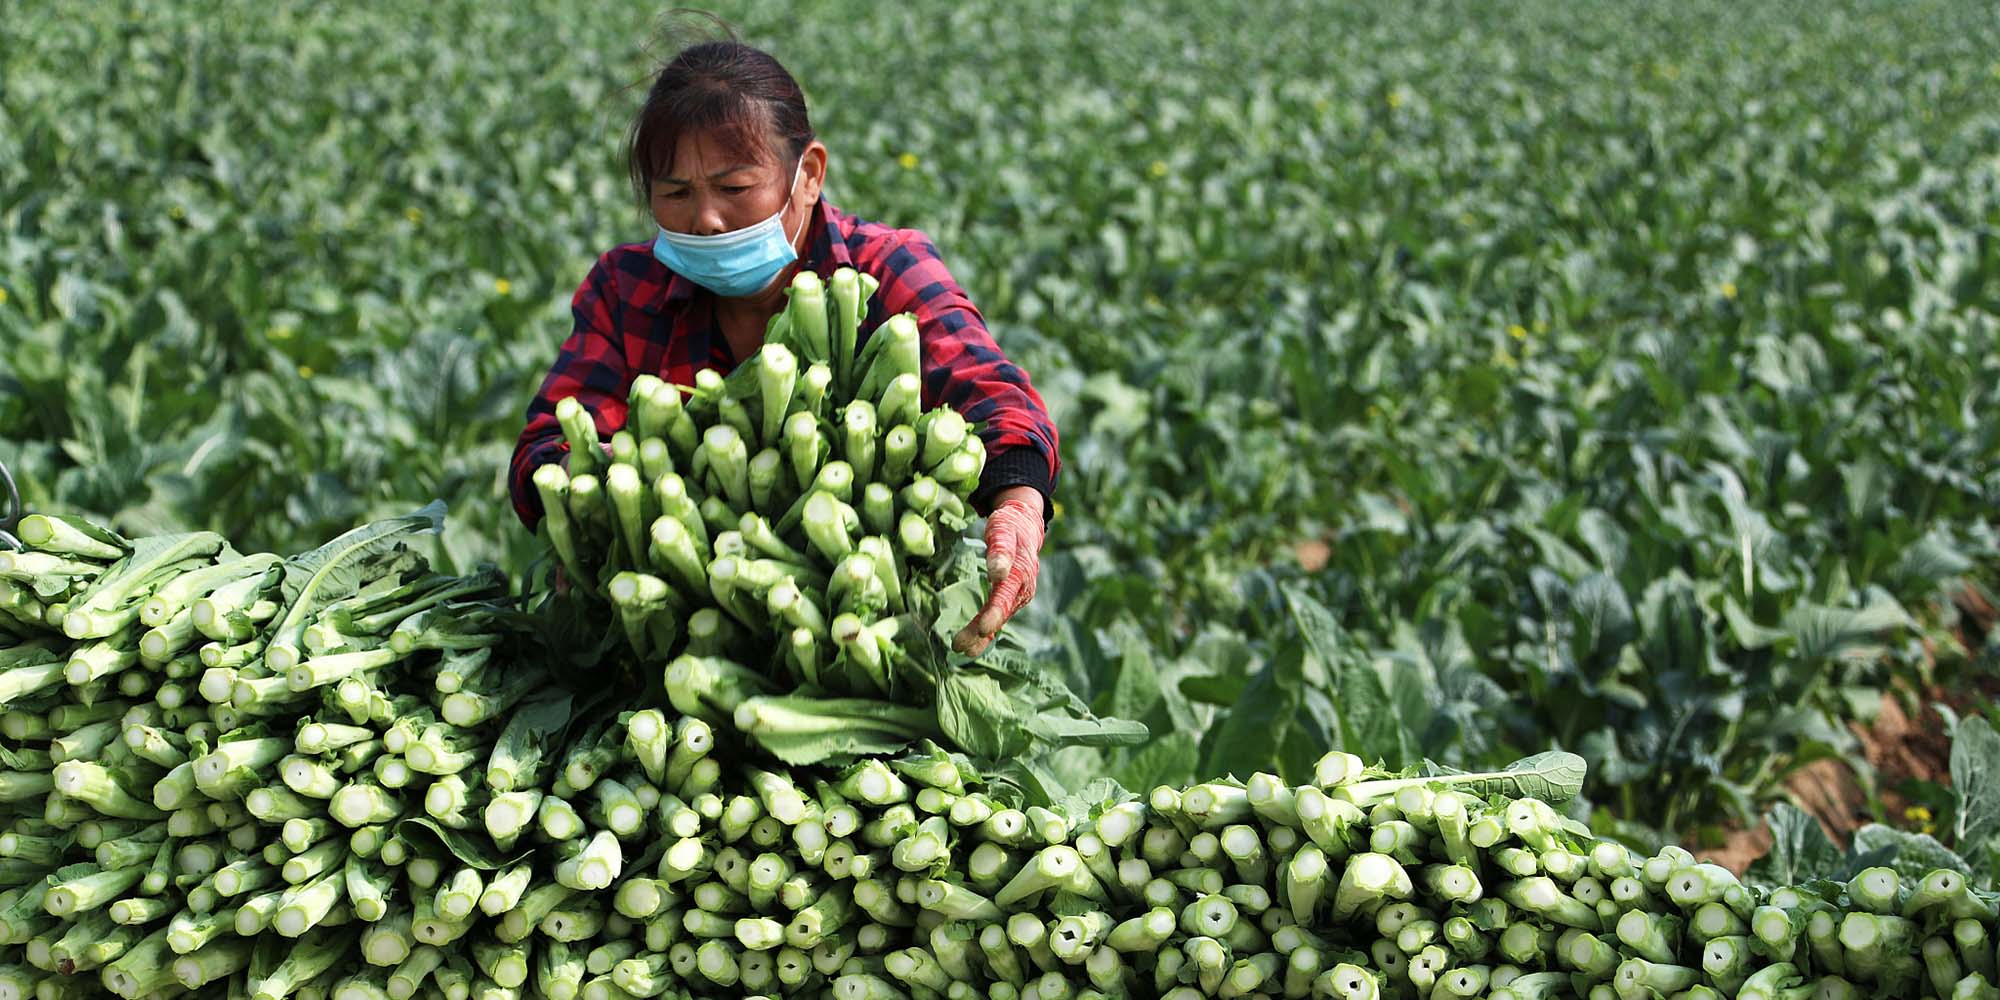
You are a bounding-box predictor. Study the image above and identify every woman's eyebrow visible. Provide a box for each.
[659,165,759,184]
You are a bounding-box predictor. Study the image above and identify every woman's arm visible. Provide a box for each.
[508,253,637,530]
[859,231,1061,656]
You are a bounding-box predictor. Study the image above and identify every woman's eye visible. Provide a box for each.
[657,189,689,200]
[721,185,750,195]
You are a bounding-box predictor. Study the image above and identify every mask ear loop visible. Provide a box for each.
[781,153,812,246]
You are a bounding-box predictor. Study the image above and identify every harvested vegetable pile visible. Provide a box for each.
[5,509,2000,1000]
[530,267,1140,768]
[534,266,988,704]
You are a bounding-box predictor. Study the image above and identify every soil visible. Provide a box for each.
[1296,539,1332,573]
[1695,583,1999,874]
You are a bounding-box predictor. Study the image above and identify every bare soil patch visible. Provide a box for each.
[1697,584,1997,874]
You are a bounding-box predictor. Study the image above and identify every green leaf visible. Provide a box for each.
[1417,751,1590,804]
[1051,777,1137,831]
[1353,491,1409,536]
[395,816,535,871]
[1721,595,1787,651]
[1285,582,1420,764]
[1178,672,1249,707]
[1574,508,1629,571]
[69,530,226,617]
[1783,594,1912,664]
[1951,715,2000,850]
[1202,641,1303,781]
[1022,712,1149,748]
[1521,526,1595,581]
[1568,572,1636,663]
[1848,824,1971,882]
[1117,731,1198,791]
[933,671,1031,760]
[266,500,447,655]
[1746,803,1844,886]
[1107,628,1162,724]
[925,539,989,645]
[752,719,927,766]
[1899,528,1974,583]
[492,687,576,776]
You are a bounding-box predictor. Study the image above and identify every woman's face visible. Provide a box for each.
[651,129,825,242]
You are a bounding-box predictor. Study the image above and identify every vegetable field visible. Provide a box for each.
[6,0,2000,876]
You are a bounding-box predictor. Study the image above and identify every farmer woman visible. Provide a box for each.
[509,37,1060,656]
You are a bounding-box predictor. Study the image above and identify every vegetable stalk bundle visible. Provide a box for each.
[5,494,1998,1000]
[535,267,988,709]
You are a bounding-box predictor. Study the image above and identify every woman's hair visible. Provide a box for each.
[626,13,815,205]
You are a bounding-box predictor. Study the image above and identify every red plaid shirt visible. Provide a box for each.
[509,198,1061,530]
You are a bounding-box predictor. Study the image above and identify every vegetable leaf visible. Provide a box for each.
[1286,583,1419,766]
[264,500,447,656]
[1952,715,2000,852]
[395,816,535,870]
[1414,751,1590,803]
[1746,802,1845,886]
[737,694,940,766]
[935,670,1032,759]
[1849,824,1971,883]
[1117,731,1199,791]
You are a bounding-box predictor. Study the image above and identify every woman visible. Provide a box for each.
[509,37,1059,658]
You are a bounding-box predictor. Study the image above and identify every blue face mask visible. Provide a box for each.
[651,159,808,298]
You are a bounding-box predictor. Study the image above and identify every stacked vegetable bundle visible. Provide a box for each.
[8,481,2000,1000]
[0,505,570,999]
[409,728,2000,1000]
[531,266,987,706]
[17,591,2000,1000]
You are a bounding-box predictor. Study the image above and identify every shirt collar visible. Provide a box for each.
[646,197,849,314]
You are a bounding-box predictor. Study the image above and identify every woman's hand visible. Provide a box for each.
[952,486,1047,657]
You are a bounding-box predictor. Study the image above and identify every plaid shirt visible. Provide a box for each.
[509,197,1061,531]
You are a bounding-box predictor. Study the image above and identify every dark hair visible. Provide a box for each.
[626,17,815,205]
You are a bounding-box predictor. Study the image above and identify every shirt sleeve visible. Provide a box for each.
[508,253,637,531]
[866,233,1063,522]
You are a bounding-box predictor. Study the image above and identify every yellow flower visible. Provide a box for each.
[269,325,295,341]
[1052,500,1065,520]
[1386,90,1405,109]
[897,152,919,170]
[1493,347,1518,370]
[1507,324,1528,341]
[1721,281,1738,300]
[406,207,424,223]
[298,365,315,379]
[169,205,186,220]
[1904,804,1933,824]
[1149,160,1169,179]
[494,278,513,296]
[0,287,8,306]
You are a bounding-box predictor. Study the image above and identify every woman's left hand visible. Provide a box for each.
[952,486,1047,657]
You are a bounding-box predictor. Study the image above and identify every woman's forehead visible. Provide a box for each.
[655,125,778,178]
